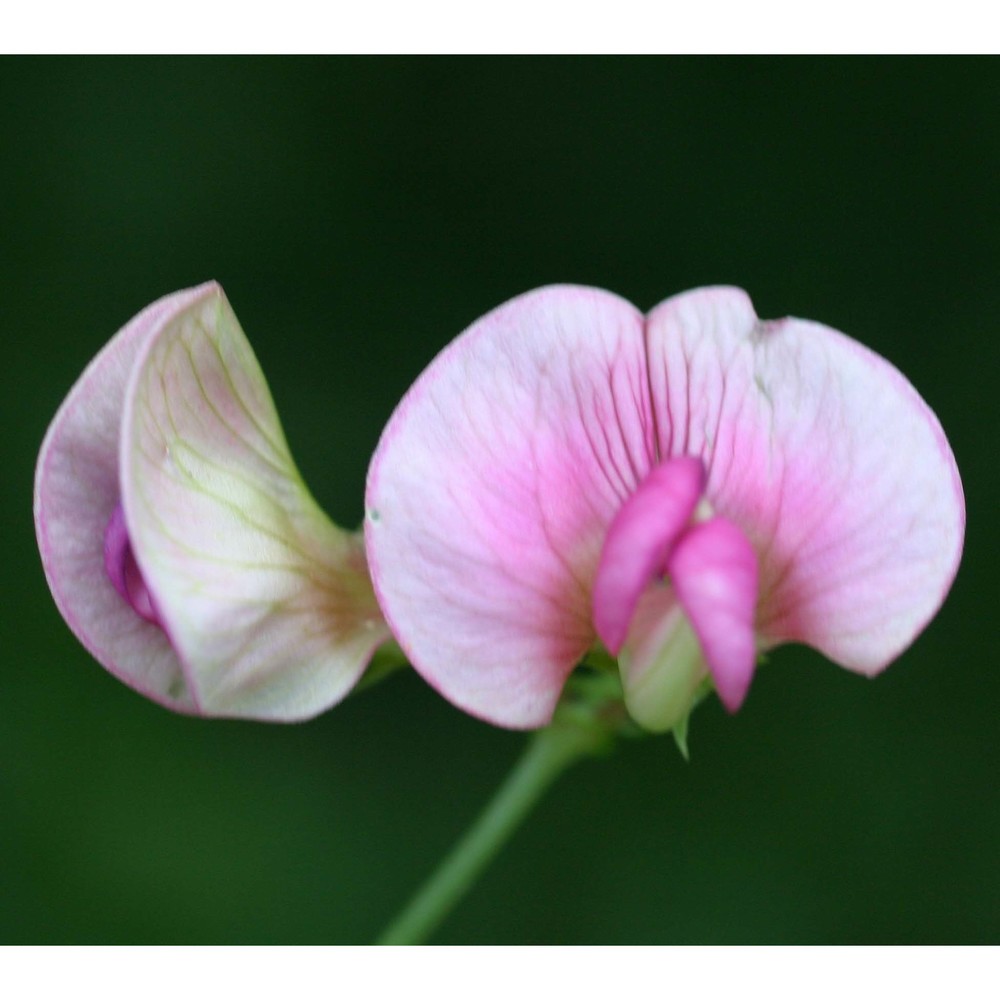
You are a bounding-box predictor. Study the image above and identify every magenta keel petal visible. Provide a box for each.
[592,456,705,654]
[103,502,161,625]
[667,517,759,712]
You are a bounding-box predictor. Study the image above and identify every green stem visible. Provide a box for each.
[376,715,608,945]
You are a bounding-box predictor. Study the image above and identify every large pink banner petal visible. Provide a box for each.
[366,286,655,728]
[645,287,965,675]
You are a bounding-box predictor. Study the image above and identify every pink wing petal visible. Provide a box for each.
[366,286,655,728]
[645,287,965,674]
[121,284,388,721]
[592,456,704,654]
[34,286,210,713]
[667,517,759,712]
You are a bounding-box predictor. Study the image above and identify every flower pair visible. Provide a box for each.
[34,282,965,729]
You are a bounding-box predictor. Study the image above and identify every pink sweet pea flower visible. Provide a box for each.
[35,282,388,720]
[365,286,964,732]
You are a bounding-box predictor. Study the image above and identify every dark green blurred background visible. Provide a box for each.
[2,58,996,943]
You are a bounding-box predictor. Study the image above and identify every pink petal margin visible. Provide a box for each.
[34,286,211,713]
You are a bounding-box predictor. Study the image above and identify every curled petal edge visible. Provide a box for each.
[36,282,389,721]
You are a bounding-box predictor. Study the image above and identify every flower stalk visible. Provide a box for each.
[377,689,618,945]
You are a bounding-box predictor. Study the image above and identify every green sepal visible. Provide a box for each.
[670,675,716,762]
